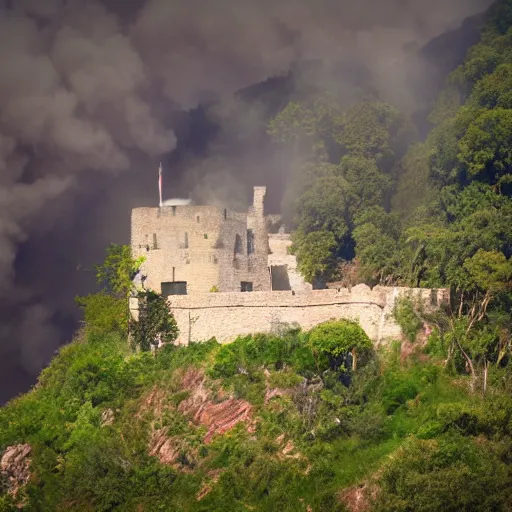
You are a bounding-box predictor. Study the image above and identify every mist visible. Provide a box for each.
[0,0,493,403]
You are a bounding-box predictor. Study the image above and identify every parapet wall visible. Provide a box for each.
[136,285,449,345]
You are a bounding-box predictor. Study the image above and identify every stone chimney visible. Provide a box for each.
[252,186,266,216]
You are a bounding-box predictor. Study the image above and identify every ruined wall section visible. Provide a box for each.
[158,285,450,345]
[245,186,271,292]
[268,234,312,292]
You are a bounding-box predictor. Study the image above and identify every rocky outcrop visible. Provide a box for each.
[1,444,32,503]
[192,398,253,444]
[178,369,253,444]
[101,408,115,426]
[339,485,371,512]
[196,469,224,501]
[148,430,184,467]
[143,369,255,469]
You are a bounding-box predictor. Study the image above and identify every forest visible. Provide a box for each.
[1,0,512,510]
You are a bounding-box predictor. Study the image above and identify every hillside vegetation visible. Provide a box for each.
[2,1,512,510]
[2,317,512,511]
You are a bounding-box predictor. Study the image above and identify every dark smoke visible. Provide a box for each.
[0,0,493,403]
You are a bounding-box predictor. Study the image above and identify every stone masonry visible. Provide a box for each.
[131,187,270,294]
[130,186,450,345]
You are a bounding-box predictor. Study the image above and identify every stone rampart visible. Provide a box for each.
[135,284,449,345]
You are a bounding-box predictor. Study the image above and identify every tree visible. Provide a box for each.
[470,63,512,109]
[130,291,179,352]
[392,142,432,215]
[309,319,373,371]
[353,207,402,285]
[75,293,128,336]
[292,230,337,284]
[291,169,356,283]
[458,108,512,187]
[340,155,392,210]
[95,244,145,298]
[334,101,402,162]
[296,173,354,241]
[77,244,145,338]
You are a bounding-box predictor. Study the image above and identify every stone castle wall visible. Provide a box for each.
[129,285,450,345]
[131,199,270,294]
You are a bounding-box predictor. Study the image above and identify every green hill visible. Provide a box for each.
[2,320,512,511]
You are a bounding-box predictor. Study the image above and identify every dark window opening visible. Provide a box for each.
[241,281,253,292]
[161,281,187,296]
[196,215,200,223]
[152,233,158,250]
[224,209,227,220]
[172,206,176,216]
[204,233,208,239]
[181,232,188,249]
[270,265,291,291]
[247,229,254,254]
[234,234,243,254]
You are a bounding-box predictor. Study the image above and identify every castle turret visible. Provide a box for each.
[246,186,271,291]
[252,186,266,216]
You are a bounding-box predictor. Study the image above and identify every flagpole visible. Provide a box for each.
[158,162,163,207]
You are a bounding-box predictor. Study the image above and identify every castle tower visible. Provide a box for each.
[247,186,271,291]
[252,186,266,216]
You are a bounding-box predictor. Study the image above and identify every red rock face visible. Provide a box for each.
[178,369,253,444]
[148,429,181,465]
[193,399,253,444]
[339,485,371,512]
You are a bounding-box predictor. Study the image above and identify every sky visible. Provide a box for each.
[0,0,494,403]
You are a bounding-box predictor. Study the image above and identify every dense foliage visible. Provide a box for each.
[2,321,512,510]
[268,0,512,396]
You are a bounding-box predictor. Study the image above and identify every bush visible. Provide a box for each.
[373,435,512,512]
[209,330,314,379]
[382,371,420,414]
[393,297,423,342]
[309,320,373,371]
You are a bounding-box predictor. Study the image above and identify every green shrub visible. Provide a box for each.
[374,434,511,512]
[382,372,420,414]
[268,371,303,389]
[309,319,373,371]
[393,297,423,342]
[209,330,314,379]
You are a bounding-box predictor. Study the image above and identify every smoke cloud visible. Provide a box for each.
[0,0,492,403]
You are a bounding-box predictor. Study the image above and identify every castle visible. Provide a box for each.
[130,186,449,345]
[131,187,272,295]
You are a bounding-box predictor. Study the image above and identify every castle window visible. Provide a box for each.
[152,233,158,250]
[181,232,188,249]
[204,234,208,239]
[224,209,227,220]
[247,229,254,254]
[234,234,243,254]
[241,281,253,292]
[196,215,200,223]
[161,281,187,296]
[172,206,176,216]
